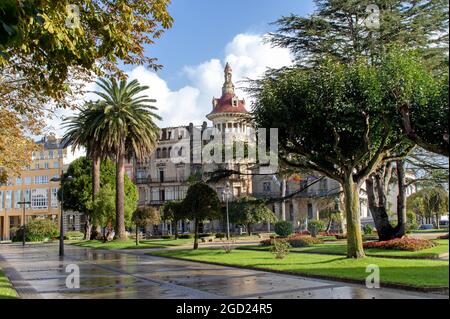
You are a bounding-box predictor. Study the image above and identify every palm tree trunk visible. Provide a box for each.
[92,155,101,198]
[116,148,127,240]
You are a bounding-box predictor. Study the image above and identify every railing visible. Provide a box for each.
[252,189,340,199]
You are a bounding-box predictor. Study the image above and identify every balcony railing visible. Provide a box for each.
[253,189,340,199]
[135,177,187,184]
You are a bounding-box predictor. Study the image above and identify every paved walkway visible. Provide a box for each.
[0,243,447,299]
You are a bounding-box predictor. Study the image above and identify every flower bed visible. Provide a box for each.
[363,237,435,251]
[438,233,449,239]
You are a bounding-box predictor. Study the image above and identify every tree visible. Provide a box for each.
[88,78,161,240]
[132,206,160,245]
[407,187,449,226]
[182,182,221,249]
[0,0,172,183]
[0,108,39,183]
[1,0,173,112]
[161,200,186,239]
[62,156,137,239]
[229,196,277,236]
[269,0,449,156]
[251,51,438,258]
[62,101,104,233]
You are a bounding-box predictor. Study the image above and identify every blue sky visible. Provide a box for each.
[139,0,316,89]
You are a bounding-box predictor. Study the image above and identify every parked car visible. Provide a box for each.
[419,224,434,230]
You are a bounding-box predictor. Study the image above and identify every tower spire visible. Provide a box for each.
[222,63,234,95]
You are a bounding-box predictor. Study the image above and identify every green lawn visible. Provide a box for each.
[238,239,449,259]
[148,249,449,288]
[71,238,193,250]
[0,269,18,299]
[412,229,449,233]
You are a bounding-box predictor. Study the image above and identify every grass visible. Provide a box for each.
[238,239,449,259]
[148,249,449,288]
[412,228,449,233]
[71,238,194,250]
[0,269,18,299]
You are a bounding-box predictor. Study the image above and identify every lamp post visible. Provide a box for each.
[17,199,31,246]
[221,182,232,240]
[51,172,73,257]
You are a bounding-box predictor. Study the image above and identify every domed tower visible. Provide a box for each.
[206,63,251,135]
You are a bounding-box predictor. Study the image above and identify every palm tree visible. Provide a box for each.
[90,78,161,240]
[62,102,103,239]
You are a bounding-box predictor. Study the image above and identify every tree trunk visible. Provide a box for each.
[116,148,127,240]
[92,155,101,198]
[247,223,252,236]
[173,220,179,239]
[135,224,139,246]
[343,176,365,258]
[394,160,407,237]
[84,217,92,240]
[193,218,199,249]
[280,179,286,221]
[366,176,395,241]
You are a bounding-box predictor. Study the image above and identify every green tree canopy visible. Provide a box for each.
[229,196,277,235]
[251,50,440,258]
[182,182,221,249]
[132,206,161,245]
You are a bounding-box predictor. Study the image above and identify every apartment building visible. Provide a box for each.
[0,134,68,240]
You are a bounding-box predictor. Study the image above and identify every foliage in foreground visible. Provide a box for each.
[12,219,58,242]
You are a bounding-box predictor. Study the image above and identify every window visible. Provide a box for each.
[159,189,165,201]
[24,176,31,185]
[51,188,58,208]
[15,190,22,208]
[0,191,3,209]
[40,152,45,160]
[53,161,59,169]
[156,148,161,159]
[35,163,40,170]
[48,150,54,159]
[32,189,48,210]
[58,149,63,158]
[16,177,22,185]
[34,176,48,184]
[263,182,271,193]
[44,162,49,169]
[6,191,12,209]
[162,148,167,158]
[159,169,165,182]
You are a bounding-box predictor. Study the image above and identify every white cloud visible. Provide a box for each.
[53,33,293,161]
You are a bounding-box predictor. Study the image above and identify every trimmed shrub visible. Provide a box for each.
[274,221,293,237]
[307,220,326,236]
[215,232,226,239]
[13,219,58,242]
[363,237,435,251]
[161,235,174,239]
[287,236,323,247]
[363,224,374,235]
[64,231,84,240]
[178,234,193,239]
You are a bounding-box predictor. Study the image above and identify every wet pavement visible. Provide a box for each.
[0,243,447,299]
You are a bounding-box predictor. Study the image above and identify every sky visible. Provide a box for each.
[53,0,317,163]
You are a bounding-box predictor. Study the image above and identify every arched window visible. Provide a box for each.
[168,147,172,158]
[162,148,167,158]
[156,148,161,159]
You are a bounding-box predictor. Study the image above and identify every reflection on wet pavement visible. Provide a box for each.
[0,243,446,299]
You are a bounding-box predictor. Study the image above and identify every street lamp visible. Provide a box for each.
[17,199,31,246]
[50,171,73,257]
[221,182,232,240]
